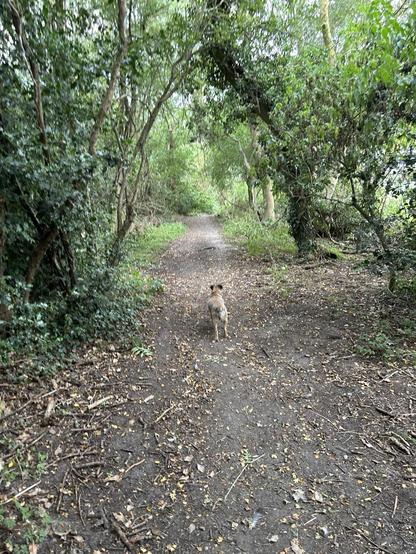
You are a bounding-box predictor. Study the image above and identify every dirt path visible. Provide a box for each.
[3,216,414,553]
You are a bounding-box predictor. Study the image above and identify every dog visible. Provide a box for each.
[208,284,229,341]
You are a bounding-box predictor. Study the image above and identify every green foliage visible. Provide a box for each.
[0,502,51,553]
[148,118,220,215]
[168,180,218,215]
[131,338,154,358]
[223,213,296,258]
[125,222,186,268]
[1,222,184,381]
[357,317,416,363]
[314,199,360,240]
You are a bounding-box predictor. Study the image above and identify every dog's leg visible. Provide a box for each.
[213,321,219,342]
[224,314,229,338]
[224,314,228,339]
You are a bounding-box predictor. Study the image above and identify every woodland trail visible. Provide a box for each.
[7,215,414,553]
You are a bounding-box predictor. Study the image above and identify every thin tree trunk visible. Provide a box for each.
[8,0,51,164]
[89,0,128,155]
[60,231,76,290]
[110,49,194,261]
[0,195,10,327]
[350,179,396,291]
[262,177,275,222]
[108,212,133,266]
[24,227,59,301]
[320,0,335,65]
[247,181,257,211]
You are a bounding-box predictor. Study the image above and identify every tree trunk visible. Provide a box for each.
[24,226,59,301]
[288,188,316,255]
[108,212,134,267]
[350,178,396,291]
[60,230,76,290]
[89,0,128,155]
[320,0,335,65]
[262,177,275,222]
[0,195,10,327]
[8,0,51,164]
[247,181,257,211]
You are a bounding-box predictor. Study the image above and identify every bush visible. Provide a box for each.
[223,212,296,257]
[167,181,218,215]
[313,200,360,240]
[0,222,186,381]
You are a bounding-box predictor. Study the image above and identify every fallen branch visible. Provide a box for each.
[0,388,62,423]
[123,458,145,478]
[74,460,104,470]
[45,448,98,469]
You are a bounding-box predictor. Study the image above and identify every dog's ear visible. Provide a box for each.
[218,284,223,290]
[210,284,214,290]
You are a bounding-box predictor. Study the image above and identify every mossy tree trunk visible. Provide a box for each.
[288,187,316,256]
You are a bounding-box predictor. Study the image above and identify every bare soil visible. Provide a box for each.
[1,215,415,554]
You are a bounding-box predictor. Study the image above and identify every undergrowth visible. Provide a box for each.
[356,316,416,364]
[0,221,185,382]
[223,213,296,257]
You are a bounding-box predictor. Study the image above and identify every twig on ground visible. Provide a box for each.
[152,404,177,424]
[0,388,62,423]
[375,406,395,418]
[379,369,400,382]
[110,513,135,552]
[1,481,41,505]
[307,407,341,429]
[347,526,397,554]
[389,434,411,455]
[5,430,48,460]
[45,448,99,469]
[123,458,145,477]
[392,495,398,517]
[75,485,86,526]
[224,453,265,502]
[74,460,104,470]
[56,467,70,513]
[88,395,113,410]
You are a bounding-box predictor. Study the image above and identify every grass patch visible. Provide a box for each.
[318,242,345,260]
[126,221,186,268]
[223,213,296,258]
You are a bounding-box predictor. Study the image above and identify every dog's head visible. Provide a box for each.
[210,284,223,294]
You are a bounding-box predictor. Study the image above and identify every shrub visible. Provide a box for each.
[223,212,296,257]
[0,222,185,381]
[313,200,360,240]
[167,181,218,215]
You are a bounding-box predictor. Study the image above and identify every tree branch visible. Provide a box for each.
[88,0,128,155]
[8,0,50,164]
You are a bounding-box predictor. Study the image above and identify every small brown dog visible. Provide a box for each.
[208,284,229,341]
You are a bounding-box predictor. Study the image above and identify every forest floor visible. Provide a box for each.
[1,215,415,554]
